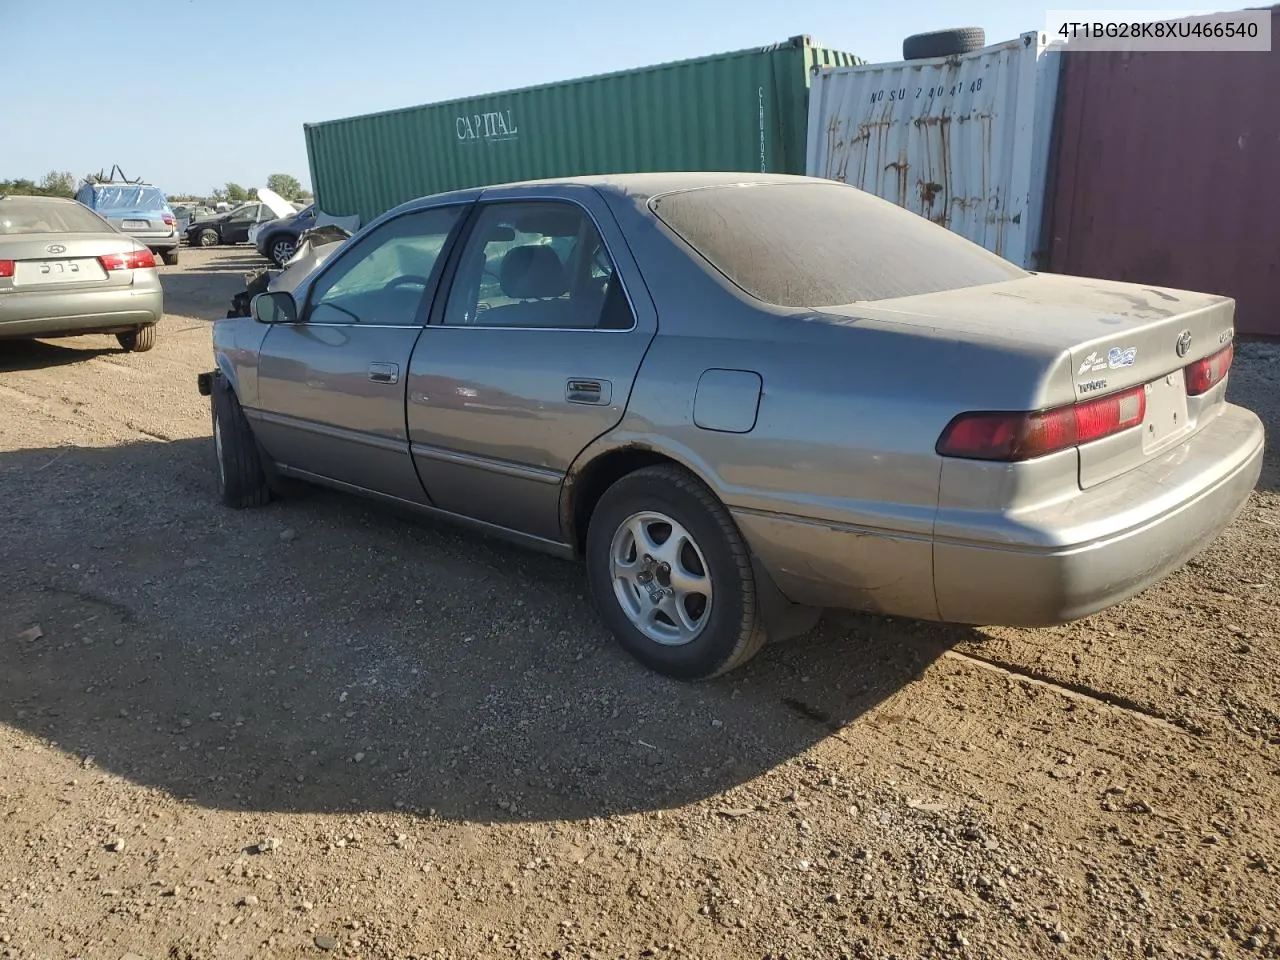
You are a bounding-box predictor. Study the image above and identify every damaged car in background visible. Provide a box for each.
[250,201,318,267]
[185,189,297,249]
[226,222,351,318]
[197,173,1264,681]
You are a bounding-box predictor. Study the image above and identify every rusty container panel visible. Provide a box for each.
[1046,10,1280,338]
[806,32,1062,268]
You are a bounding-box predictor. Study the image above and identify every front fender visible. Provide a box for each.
[210,316,270,408]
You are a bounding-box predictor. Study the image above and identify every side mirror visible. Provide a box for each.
[252,290,298,324]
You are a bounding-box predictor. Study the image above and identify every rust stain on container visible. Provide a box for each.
[1046,8,1280,338]
[806,33,1061,267]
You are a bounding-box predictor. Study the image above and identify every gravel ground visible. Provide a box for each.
[1,247,1277,960]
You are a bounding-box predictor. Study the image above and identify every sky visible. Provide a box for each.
[2,0,1232,198]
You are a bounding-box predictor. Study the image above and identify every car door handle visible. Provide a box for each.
[566,379,611,405]
[368,362,400,384]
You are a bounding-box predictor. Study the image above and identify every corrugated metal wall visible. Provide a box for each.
[805,33,1061,268]
[305,37,858,225]
[1046,8,1280,338]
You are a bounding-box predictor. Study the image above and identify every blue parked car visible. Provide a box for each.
[75,181,181,265]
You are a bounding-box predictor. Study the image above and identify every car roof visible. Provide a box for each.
[0,194,80,204]
[478,171,836,202]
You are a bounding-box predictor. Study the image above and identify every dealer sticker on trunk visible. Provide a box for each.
[1078,346,1138,375]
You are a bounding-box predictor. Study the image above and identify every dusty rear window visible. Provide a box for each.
[91,185,170,212]
[649,182,1027,308]
[0,199,115,235]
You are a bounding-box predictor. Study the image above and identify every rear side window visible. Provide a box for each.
[441,201,633,330]
[649,182,1027,308]
[0,199,114,235]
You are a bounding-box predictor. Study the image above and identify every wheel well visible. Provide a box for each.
[567,447,683,557]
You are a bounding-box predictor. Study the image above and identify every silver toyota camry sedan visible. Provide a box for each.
[0,194,162,351]
[198,173,1264,680]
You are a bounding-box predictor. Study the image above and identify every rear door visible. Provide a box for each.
[251,203,469,503]
[405,188,657,542]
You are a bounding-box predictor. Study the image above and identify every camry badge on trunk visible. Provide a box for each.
[45,243,66,254]
[1176,330,1192,357]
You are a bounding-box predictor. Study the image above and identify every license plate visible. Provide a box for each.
[1142,372,1191,453]
[13,259,103,285]
[122,219,149,229]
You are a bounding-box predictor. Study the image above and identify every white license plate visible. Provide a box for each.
[122,219,149,229]
[1142,372,1191,453]
[13,259,104,285]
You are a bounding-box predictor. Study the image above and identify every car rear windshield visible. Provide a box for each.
[649,182,1028,308]
[92,185,169,212]
[0,199,114,235]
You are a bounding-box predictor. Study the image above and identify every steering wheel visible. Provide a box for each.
[389,275,430,289]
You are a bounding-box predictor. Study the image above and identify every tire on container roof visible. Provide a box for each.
[902,27,985,60]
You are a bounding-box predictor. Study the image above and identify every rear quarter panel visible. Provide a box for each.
[587,184,1081,618]
[642,319,1063,612]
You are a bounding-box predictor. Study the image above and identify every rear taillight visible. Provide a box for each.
[0,260,13,278]
[937,387,1147,462]
[163,215,175,226]
[98,249,157,271]
[1184,343,1233,396]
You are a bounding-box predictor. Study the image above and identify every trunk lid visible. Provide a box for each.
[821,273,1237,487]
[842,273,1234,394]
[0,233,150,295]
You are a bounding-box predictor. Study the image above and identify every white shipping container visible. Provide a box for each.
[805,32,1061,268]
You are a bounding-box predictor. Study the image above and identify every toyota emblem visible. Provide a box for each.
[1175,330,1192,357]
[45,243,66,254]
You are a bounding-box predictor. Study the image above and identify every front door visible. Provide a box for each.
[252,204,468,503]
[224,205,259,244]
[406,193,657,542]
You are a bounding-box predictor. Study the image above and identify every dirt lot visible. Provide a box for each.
[1,247,1278,960]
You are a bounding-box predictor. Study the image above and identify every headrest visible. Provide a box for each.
[499,245,568,299]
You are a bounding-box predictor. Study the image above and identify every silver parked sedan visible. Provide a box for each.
[0,195,163,352]
[198,173,1264,680]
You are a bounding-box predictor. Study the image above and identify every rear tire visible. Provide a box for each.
[197,228,220,247]
[210,377,270,509]
[116,324,156,353]
[161,248,180,266]
[902,27,986,60]
[585,464,768,680]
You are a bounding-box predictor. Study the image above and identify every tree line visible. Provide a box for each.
[2,171,310,204]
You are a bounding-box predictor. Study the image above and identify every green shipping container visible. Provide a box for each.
[304,35,860,225]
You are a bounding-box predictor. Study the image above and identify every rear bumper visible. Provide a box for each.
[0,286,163,338]
[736,402,1264,627]
[933,403,1264,625]
[117,229,179,251]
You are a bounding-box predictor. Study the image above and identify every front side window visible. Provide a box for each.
[306,205,464,327]
[442,201,633,330]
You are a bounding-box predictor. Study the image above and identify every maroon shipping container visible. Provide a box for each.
[1046,8,1280,338]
